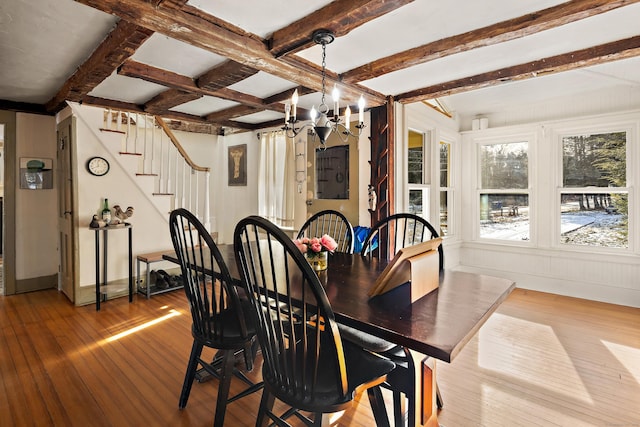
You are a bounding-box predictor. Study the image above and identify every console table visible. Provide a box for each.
[92,223,133,311]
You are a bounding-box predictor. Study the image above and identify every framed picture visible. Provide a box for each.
[228,144,247,186]
[20,157,54,190]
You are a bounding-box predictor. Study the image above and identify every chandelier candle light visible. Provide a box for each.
[283,30,365,147]
[294,234,338,271]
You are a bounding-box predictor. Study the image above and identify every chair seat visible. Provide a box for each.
[195,300,256,349]
[265,335,395,413]
[338,323,396,353]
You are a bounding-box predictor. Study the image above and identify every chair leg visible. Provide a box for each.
[256,389,275,427]
[392,391,403,427]
[367,386,391,427]
[212,350,235,427]
[179,340,203,409]
[436,381,444,409]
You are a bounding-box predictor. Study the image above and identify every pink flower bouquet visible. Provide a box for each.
[294,234,338,255]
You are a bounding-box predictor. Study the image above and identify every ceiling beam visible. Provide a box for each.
[118,60,315,125]
[144,89,202,114]
[119,60,266,109]
[45,20,153,113]
[0,100,52,115]
[268,0,414,57]
[74,0,387,106]
[197,60,259,91]
[341,0,640,83]
[205,105,261,122]
[396,35,640,103]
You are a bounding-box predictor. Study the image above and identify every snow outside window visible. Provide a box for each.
[478,141,530,241]
[559,131,628,249]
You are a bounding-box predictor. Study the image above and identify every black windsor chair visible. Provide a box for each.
[234,215,395,426]
[297,209,355,254]
[169,208,263,427]
[353,213,445,427]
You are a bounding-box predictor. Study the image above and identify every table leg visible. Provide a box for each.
[95,230,100,311]
[409,350,440,427]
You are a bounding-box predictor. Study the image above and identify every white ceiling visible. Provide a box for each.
[2,0,640,130]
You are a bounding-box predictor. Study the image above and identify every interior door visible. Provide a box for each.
[57,117,75,301]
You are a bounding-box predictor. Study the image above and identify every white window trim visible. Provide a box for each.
[472,132,537,245]
[552,120,636,253]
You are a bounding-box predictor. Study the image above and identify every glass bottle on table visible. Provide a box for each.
[101,198,111,224]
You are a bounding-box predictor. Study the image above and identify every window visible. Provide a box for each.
[559,131,628,249]
[406,129,454,237]
[439,141,452,236]
[478,141,530,241]
[407,129,430,218]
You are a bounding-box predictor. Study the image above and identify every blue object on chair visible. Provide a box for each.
[354,226,377,254]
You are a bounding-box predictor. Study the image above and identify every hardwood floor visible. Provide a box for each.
[1,287,638,426]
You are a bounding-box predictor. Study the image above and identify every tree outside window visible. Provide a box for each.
[560,132,628,248]
[478,142,530,241]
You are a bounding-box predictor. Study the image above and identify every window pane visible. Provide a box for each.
[409,189,423,216]
[479,193,529,240]
[408,147,422,184]
[439,190,448,236]
[560,193,628,248]
[562,132,626,187]
[480,142,528,189]
[440,142,450,187]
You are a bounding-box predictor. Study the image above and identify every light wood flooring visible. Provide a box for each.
[1,287,639,426]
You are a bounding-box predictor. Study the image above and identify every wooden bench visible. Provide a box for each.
[137,232,217,299]
[136,250,181,299]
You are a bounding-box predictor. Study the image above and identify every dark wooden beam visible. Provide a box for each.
[144,89,202,114]
[197,60,259,91]
[341,0,640,83]
[82,95,145,113]
[0,100,51,115]
[45,20,153,113]
[118,60,267,109]
[268,0,413,57]
[74,0,386,106]
[205,105,261,122]
[163,119,220,135]
[396,35,640,103]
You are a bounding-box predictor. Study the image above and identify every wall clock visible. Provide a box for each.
[86,156,110,176]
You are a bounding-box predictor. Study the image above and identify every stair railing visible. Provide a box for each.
[102,109,211,230]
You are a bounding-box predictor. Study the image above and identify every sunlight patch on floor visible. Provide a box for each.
[601,340,640,383]
[103,309,181,343]
[478,313,592,403]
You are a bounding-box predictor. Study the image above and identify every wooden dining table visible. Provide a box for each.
[164,246,515,427]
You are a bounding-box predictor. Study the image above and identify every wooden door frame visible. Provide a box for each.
[0,110,17,295]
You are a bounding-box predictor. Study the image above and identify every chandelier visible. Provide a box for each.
[283,30,365,146]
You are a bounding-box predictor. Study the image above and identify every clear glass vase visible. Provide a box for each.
[304,251,328,271]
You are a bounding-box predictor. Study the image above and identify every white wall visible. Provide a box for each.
[15,113,58,280]
[212,131,259,244]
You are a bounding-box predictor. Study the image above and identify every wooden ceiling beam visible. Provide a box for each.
[268,0,414,58]
[205,105,261,122]
[118,60,267,109]
[74,0,386,106]
[341,0,640,83]
[396,35,640,104]
[197,60,259,91]
[144,89,202,114]
[45,20,153,113]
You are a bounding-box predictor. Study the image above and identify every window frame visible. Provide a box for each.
[474,132,536,245]
[554,123,634,253]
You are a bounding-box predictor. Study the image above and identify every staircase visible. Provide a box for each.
[98,109,211,229]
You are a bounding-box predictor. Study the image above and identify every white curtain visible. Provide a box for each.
[258,131,295,228]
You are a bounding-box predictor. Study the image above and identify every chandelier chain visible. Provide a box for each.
[320,42,327,108]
